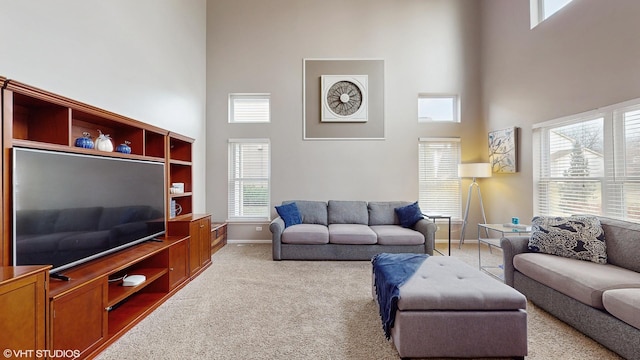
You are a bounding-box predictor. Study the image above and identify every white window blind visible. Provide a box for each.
[418,94,459,123]
[534,98,640,223]
[535,117,604,216]
[228,139,270,221]
[229,94,270,123]
[418,138,461,218]
[613,106,640,221]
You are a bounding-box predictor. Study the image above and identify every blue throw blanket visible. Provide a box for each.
[372,253,429,339]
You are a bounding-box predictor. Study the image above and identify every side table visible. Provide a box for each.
[425,215,451,256]
[477,223,531,281]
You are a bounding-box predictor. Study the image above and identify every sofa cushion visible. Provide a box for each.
[513,252,640,309]
[275,202,302,228]
[54,207,103,233]
[599,217,640,273]
[284,200,328,225]
[57,230,111,250]
[602,288,640,330]
[370,225,425,245]
[328,200,368,225]
[528,215,607,264]
[328,224,377,244]
[16,232,79,253]
[394,201,424,228]
[98,206,153,230]
[16,209,59,235]
[281,224,329,244]
[368,201,411,225]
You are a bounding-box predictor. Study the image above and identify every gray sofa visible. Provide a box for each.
[270,200,437,260]
[501,217,640,360]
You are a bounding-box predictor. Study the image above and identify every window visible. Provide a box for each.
[228,139,270,221]
[418,94,459,123]
[534,98,640,222]
[228,93,270,123]
[530,0,573,28]
[418,138,461,218]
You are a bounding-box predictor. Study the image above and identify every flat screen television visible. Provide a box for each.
[12,147,166,274]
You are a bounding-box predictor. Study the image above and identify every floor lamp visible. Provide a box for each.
[458,163,492,248]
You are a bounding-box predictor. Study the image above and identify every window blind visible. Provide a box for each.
[228,139,270,221]
[418,138,461,218]
[534,98,640,223]
[229,94,270,123]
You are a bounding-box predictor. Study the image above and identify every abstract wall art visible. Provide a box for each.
[488,126,518,173]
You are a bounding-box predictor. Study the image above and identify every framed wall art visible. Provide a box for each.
[488,126,519,173]
[303,58,384,140]
[321,75,368,122]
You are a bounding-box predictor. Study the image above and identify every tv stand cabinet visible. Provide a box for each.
[0,78,213,359]
[48,237,189,359]
[168,214,213,278]
[0,265,49,359]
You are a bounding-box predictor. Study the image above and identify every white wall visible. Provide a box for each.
[0,0,208,213]
[480,0,640,224]
[206,0,484,240]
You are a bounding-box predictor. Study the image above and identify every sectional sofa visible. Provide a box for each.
[269,200,437,260]
[501,216,640,360]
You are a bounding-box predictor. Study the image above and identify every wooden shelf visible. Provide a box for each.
[107,267,168,307]
[107,291,166,338]
[4,79,168,164]
[168,133,194,218]
[1,78,201,359]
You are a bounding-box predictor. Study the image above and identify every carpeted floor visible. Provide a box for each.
[95,242,622,360]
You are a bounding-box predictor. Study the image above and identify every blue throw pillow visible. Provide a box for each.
[394,202,424,228]
[275,202,302,228]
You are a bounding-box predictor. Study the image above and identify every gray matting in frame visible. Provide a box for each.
[303,58,385,140]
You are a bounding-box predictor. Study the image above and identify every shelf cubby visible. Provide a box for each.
[72,109,145,156]
[145,131,166,158]
[169,134,192,163]
[11,92,70,145]
[107,267,168,308]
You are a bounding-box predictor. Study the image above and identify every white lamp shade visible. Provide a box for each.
[458,163,492,178]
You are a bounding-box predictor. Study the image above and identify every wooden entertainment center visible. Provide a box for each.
[0,78,224,359]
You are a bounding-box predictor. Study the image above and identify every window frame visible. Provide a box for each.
[417,94,460,123]
[533,97,640,222]
[228,93,271,124]
[227,138,271,222]
[530,0,574,29]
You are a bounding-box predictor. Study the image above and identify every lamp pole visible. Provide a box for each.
[459,177,489,248]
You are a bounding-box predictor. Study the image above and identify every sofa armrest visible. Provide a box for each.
[414,219,437,256]
[269,217,285,260]
[500,236,531,287]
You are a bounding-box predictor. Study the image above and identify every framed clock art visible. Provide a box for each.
[321,75,368,122]
[303,58,384,140]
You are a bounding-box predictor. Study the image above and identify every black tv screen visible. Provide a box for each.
[12,148,166,273]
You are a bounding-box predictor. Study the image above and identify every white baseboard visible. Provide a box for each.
[228,239,272,244]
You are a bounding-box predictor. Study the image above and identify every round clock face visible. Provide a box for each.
[325,81,363,117]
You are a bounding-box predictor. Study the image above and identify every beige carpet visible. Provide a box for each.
[95,242,622,360]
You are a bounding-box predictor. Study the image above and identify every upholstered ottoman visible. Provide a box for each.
[374,256,528,359]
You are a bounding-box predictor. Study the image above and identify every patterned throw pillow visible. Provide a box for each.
[528,215,607,264]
